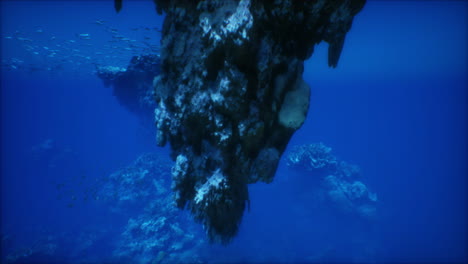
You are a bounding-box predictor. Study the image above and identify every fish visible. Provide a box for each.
[77,33,91,40]
[17,37,32,42]
[93,19,106,25]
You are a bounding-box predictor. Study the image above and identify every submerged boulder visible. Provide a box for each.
[150,0,366,243]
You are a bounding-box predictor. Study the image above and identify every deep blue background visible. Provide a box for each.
[1,0,467,263]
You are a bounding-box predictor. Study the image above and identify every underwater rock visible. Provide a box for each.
[151,0,366,243]
[114,0,123,13]
[96,55,161,122]
[287,142,338,172]
[287,143,377,220]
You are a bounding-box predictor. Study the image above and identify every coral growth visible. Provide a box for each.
[152,0,366,243]
[99,153,207,263]
[96,55,161,122]
[287,143,377,220]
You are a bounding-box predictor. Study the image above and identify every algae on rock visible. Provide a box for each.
[149,0,366,243]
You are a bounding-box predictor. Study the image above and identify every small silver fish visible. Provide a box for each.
[93,19,106,25]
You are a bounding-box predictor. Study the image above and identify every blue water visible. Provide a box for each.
[1,1,467,263]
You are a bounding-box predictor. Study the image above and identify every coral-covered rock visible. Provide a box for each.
[96,55,161,122]
[99,153,171,212]
[151,0,366,243]
[100,153,206,263]
[287,143,377,220]
[287,143,339,173]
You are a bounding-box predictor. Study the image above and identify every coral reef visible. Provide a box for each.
[2,152,206,264]
[3,236,59,264]
[99,153,207,263]
[287,143,377,219]
[151,0,366,243]
[99,153,171,211]
[114,199,206,264]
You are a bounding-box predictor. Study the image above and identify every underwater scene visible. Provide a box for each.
[1,0,467,263]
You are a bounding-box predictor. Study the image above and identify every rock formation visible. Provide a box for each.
[96,55,161,123]
[287,143,377,220]
[150,0,366,243]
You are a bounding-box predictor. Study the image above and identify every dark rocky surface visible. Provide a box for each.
[151,0,366,243]
[96,55,161,123]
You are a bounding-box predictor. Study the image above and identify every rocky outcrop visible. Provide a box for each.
[151,0,366,243]
[287,143,378,220]
[96,55,161,122]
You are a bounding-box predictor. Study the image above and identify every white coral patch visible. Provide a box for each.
[102,65,126,73]
[194,169,226,204]
[200,16,212,36]
[210,92,224,104]
[201,0,253,45]
[223,0,253,43]
[172,154,189,179]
